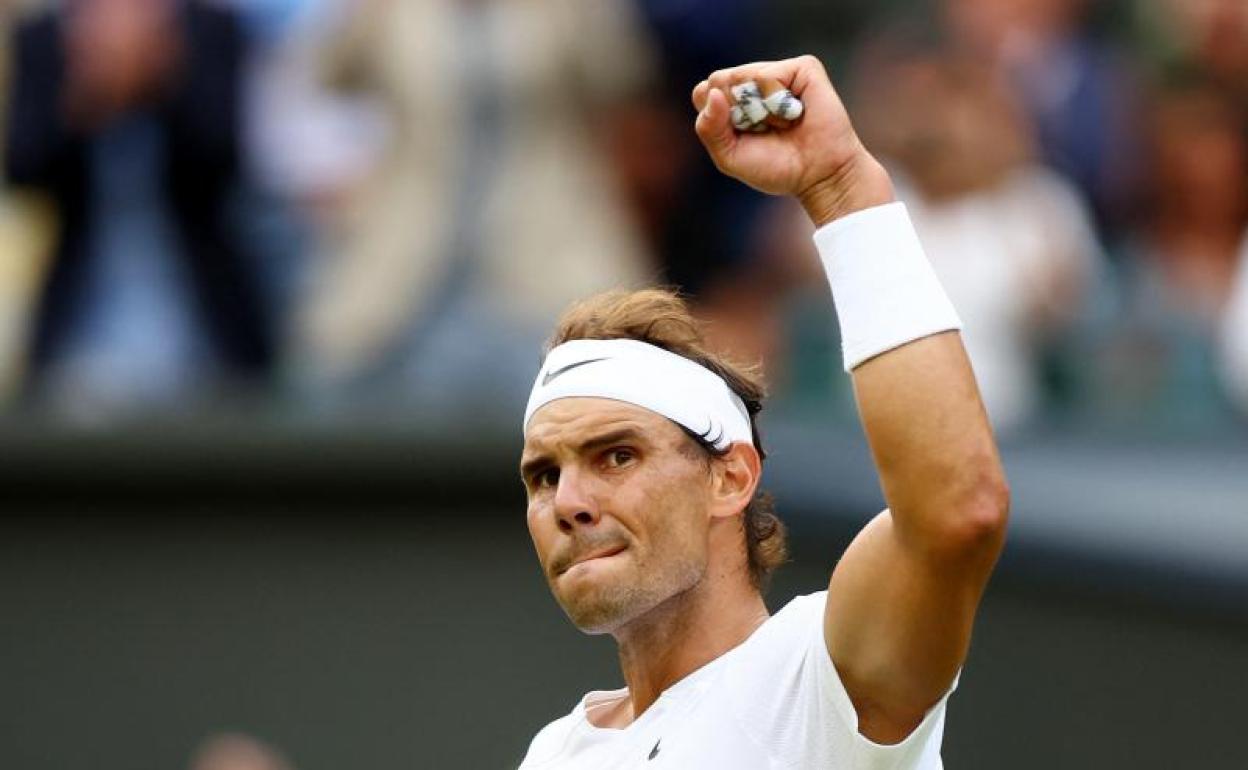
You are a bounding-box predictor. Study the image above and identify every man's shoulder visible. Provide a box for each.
[518,693,598,768]
[749,591,826,649]
[773,590,827,618]
[522,713,577,761]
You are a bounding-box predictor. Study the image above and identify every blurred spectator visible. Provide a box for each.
[288,0,654,418]
[1137,0,1248,101]
[4,0,274,417]
[856,49,1103,432]
[1095,81,1248,426]
[625,0,819,383]
[1221,247,1248,416]
[941,0,1144,239]
[243,1,387,209]
[693,197,821,389]
[189,733,293,770]
[0,0,56,402]
[625,0,772,267]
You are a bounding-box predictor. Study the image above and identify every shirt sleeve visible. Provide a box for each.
[727,592,957,770]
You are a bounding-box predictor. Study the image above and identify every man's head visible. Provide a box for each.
[520,289,787,635]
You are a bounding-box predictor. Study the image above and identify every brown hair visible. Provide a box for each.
[546,288,788,591]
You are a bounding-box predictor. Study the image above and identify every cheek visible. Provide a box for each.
[526,507,556,563]
[632,473,710,558]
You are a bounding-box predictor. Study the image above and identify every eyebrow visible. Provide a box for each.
[520,427,646,480]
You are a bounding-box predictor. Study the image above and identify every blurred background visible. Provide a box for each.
[1,0,1245,767]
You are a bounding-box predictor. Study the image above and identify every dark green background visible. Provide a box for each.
[4,505,1245,769]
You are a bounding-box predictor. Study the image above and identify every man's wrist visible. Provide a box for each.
[812,200,962,371]
[797,151,896,228]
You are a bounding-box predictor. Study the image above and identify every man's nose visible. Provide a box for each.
[553,468,600,532]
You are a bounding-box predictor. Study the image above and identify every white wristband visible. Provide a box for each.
[813,201,962,371]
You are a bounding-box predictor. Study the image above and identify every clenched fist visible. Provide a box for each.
[692,55,895,227]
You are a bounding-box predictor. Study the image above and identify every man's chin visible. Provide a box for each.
[556,581,647,635]
[570,606,657,635]
[569,614,622,636]
[551,555,704,635]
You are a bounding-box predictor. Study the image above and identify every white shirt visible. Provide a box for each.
[518,592,953,770]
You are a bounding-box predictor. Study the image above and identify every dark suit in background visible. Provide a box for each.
[4,0,274,397]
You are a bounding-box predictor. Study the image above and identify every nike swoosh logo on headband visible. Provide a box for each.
[542,357,609,387]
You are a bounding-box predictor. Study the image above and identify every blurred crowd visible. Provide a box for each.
[1,0,1246,435]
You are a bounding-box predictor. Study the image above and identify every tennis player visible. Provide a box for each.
[517,55,1009,769]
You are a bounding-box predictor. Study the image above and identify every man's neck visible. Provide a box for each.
[608,578,769,726]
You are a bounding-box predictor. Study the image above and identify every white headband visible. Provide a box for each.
[523,339,753,452]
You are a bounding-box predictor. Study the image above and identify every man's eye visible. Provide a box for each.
[535,468,560,488]
[606,448,635,467]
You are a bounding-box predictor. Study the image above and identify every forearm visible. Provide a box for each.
[852,334,1008,551]
[807,158,1008,552]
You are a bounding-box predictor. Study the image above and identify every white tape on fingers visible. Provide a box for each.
[763,89,804,120]
[741,97,769,125]
[731,81,770,126]
[731,81,763,102]
[730,105,754,131]
[728,79,805,132]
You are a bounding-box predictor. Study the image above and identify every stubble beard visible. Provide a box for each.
[560,551,705,635]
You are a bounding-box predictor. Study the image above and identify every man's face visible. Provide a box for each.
[521,398,713,634]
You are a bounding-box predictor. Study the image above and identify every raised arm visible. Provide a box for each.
[693,55,1008,745]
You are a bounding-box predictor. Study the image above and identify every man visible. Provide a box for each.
[517,55,1009,768]
[4,0,273,405]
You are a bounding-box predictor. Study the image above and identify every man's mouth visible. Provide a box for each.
[558,544,627,576]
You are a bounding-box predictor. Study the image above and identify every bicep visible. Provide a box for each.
[823,508,999,744]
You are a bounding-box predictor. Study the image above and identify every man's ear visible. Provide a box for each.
[708,442,762,520]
